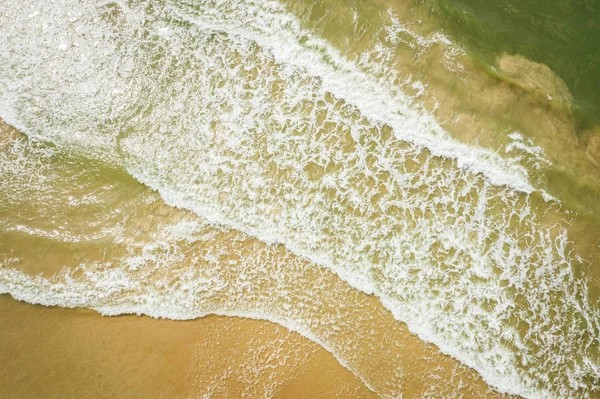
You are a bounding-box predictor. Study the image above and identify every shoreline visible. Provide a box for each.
[0,294,375,398]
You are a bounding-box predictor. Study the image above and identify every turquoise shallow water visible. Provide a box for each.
[424,0,600,126]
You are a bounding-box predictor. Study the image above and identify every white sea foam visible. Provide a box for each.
[3,211,549,397]
[170,0,537,194]
[505,132,552,172]
[0,265,378,396]
[0,216,408,397]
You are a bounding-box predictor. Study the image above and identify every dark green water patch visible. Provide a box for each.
[419,0,600,127]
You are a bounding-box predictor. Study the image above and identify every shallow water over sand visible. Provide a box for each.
[0,126,512,398]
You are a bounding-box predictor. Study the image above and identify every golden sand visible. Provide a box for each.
[0,295,375,399]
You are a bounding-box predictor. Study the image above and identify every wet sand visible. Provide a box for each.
[0,295,374,399]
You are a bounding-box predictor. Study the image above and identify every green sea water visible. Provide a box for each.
[424,0,600,127]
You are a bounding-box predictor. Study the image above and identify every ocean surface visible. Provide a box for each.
[424,0,600,126]
[1,0,599,397]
